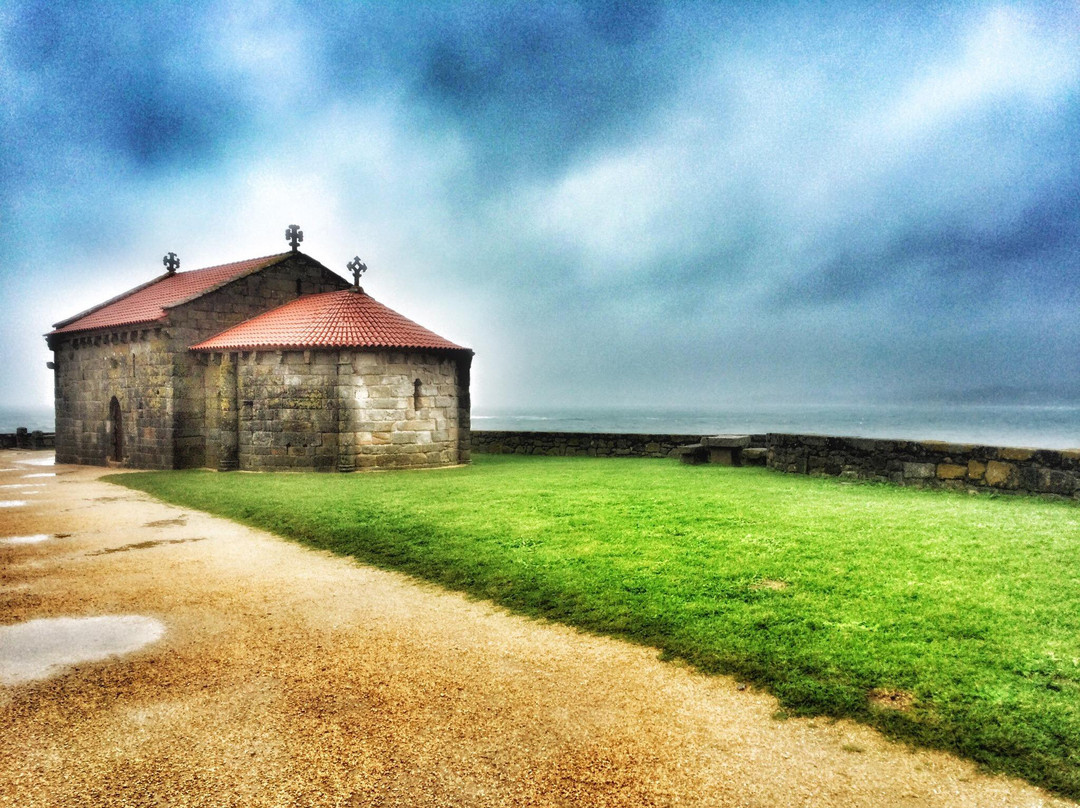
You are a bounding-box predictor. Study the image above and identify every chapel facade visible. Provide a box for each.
[46,232,473,471]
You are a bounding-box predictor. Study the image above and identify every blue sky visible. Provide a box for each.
[2,1,1078,411]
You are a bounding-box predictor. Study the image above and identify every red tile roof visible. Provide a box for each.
[191,290,470,352]
[51,253,294,335]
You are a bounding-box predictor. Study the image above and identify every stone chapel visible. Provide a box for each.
[46,228,473,471]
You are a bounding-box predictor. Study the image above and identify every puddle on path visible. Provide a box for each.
[88,538,206,556]
[22,473,55,479]
[0,501,27,508]
[0,483,46,489]
[1,535,52,545]
[15,457,55,467]
[144,517,188,528]
[0,615,165,685]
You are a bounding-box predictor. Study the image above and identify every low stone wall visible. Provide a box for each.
[471,430,706,458]
[472,429,1080,500]
[0,429,56,450]
[767,433,1080,499]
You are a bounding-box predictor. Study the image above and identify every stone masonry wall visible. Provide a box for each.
[472,430,1079,500]
[345,350,465,470]
[471,430,702,458]
[766,433,1080,499]
[51,328,175,468]
[235,350,340,471]
[217,348,468,472]
[0,430,55,450]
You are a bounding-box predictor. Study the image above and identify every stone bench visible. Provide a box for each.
[701,435,752,466]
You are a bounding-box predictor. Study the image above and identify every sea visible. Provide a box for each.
[472,403,1080,451]
[4,402,1077,450]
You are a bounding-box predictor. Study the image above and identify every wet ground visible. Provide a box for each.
[0,450,1074,807]
[0,615,165,685]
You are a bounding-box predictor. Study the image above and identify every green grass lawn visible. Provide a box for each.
[110,455,1080,798]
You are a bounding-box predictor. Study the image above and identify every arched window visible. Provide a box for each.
[413,379,422,412]
[108,396,123,462]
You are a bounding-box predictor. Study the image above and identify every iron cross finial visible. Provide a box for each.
[285,224,303,252]
[347,256,367,290]
[163,252,179,275]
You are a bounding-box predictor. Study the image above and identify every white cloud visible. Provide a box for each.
[204,0,319,118]
[523,147,683,275]
[882,6,1079,140]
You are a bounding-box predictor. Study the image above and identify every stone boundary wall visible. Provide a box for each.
[0,429,56,450]
[472,430,1080,500]
[767,433,1080,499]
[471,430,710,458]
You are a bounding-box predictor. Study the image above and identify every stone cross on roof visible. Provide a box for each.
[285,224,303,252]
[347,256,367,291]
[163,252,179,275]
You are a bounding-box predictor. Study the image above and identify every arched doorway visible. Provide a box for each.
[109,396,123,463]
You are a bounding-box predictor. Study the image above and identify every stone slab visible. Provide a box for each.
[701,435,752,448]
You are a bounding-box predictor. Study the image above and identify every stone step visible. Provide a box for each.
[742,447,768,466]
[678,444,708,465]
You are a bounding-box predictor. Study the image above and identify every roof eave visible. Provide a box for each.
[190,342,472,353]
[50,272,174,331]
[47,313,168,339]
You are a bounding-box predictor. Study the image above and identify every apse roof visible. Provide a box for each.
[190,289,470,353]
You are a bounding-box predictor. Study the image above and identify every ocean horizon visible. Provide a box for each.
[472,402,1080,450]
[4,402,1077,451]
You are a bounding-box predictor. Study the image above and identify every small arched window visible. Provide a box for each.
[108,396,123,463]
[413,379,422,412]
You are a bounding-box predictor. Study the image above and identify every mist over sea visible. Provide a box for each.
[3,402,1077,451]
[473,403,1080,451]
[0,406,55,434]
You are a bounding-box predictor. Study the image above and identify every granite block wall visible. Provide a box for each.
[234,350,340,472]
[473,429,1080,500]
[0,430,56,450]
[471,430,702,458]
[198,348,470,472]
[343,350,465,470]
[51,328,175,468]
[766,433,1080,499]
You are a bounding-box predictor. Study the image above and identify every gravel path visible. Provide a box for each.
[0,450,1073,807]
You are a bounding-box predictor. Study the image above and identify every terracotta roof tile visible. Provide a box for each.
[191,290,469,353]
[51,253,294,334]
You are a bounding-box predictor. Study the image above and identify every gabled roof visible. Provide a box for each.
[191,289,470,353]
[50,253,295,335]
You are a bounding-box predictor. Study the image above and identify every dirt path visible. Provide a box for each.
[0,450,1072,807]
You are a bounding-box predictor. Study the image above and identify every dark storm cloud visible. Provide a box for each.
[305,1,702,185]
[413,2,676,174]
[2,1,702,228]
[6,1,246,170]
[777,164,1080,310]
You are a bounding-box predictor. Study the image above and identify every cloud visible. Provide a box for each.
[2,1,1079,412]
[4,2,247,169]
[881,6,1079,139]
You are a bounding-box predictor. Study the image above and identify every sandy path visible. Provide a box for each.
[0,450,1072,808]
